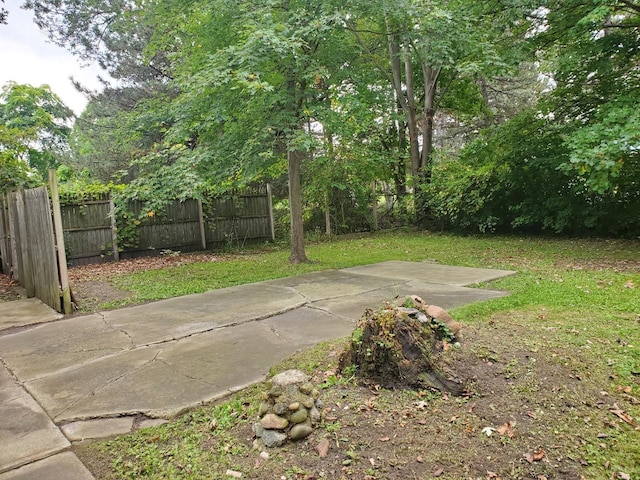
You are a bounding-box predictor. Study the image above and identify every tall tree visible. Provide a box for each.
[157,0,353,262]
[0,82,73,182]
[539,0,640,195]
[348,0,537,223]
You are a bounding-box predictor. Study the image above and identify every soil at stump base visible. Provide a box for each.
[338,296,465,395]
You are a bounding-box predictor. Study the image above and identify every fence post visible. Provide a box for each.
[49,170,73,314]
[197,199,207,250]
[109,195,120,261]
[0,194,11,275]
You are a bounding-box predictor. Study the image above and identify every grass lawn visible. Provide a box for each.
[72,231,640,479]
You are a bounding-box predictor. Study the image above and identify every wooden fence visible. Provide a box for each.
[0,181,72,313]
[61,185,275,265]
[0,182,274,311]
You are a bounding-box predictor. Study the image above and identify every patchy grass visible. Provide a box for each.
[71,232,640,311]
[72,232,640,479]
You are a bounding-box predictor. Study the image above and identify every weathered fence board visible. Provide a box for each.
[60,198,116,263]
[59,186,274,265]
[24,187,61,312]
[0,187,63,312]
[0,193,13,275]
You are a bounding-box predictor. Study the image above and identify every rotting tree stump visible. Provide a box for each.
[338,296,465,395]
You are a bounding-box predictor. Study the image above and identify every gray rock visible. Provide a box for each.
[302,397,315,409]
[299,382,314,394]
[262,429,287,448]
[289,424,313,441]
[272,370,309,386]
[252,422,264,438]
[269,385,283,398]
[315,399,324,409]
[309,406,321,425]
[273,402,288,415]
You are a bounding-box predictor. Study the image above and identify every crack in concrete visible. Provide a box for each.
[50,347,166,422]
[269,325,282,338]
[304,303,355,322]
[98,312,135,349]
[153,357,217,387]
[133,301,308,349]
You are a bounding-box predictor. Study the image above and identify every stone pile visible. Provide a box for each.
[252,369,323,449]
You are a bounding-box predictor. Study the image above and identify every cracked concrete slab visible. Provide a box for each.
[0,452,93,480]
[0,365,69,474]
[0,298,63,331]
[0,314,131,382]
[311,280,509,322]
[342,261,516,286]
[266,269,403,302]
[61,417,135,441]
[101,282,307,346]
[23,345,164,422]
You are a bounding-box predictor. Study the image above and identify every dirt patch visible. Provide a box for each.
[70,280,133,312]
[0,273,20,302]
[67,252,223,311]
[75,312,638,480]
[219,322,607,479]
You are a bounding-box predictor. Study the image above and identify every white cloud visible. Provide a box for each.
[0,0,105,115]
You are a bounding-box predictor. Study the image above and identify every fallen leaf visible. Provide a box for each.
[414,401,429,411]
[486,471,501,479]
[433,468,444,477]
[525,449,546,463]
[610,404,636,427]
[225,470,242,478]
[526,411,537,419]
[416,456,424,463]
[481,427,496,437]
[497,421,515,438]
[615,473,631,480]
[315,438,330,458]
[621,393,640,405]
[623,280,636,289]
[379,437,391,442]
[369,458,375,466]
[537,476,548,480]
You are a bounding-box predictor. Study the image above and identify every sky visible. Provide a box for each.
[0,0,105,115]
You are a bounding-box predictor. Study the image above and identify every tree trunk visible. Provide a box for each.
[403,45,421,178]
[386,24,420,179]
[415,64,440,225]
[288,149,310,264]
[324,190,331,236]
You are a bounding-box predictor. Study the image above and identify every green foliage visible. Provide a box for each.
[538,0,640,198]
[427,105,640,237]
[0,82,73,184]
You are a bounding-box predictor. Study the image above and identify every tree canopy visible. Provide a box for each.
[20,0,640,240]
[0,82,73,191]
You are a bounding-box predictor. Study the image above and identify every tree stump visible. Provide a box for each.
[338,296,465,395]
